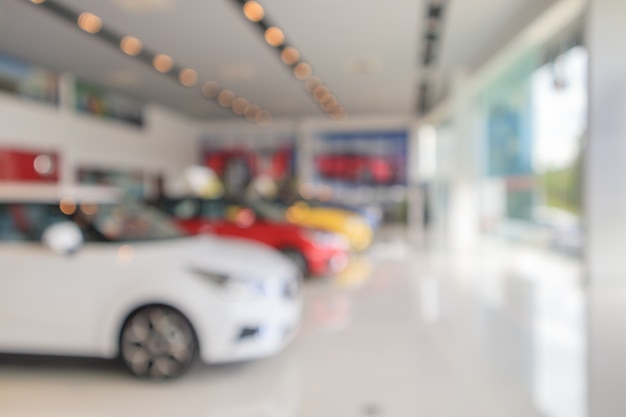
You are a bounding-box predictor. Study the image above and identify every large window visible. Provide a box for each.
[478,45,587,257]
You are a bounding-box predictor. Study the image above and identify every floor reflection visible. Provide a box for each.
[0,230,587,417]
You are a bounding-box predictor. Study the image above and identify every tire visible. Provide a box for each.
[119,305,198,380]
[281,248,309,277]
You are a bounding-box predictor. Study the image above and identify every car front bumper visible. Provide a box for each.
[199,293,302,364]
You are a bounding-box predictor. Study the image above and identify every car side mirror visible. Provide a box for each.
[42,221,84,255]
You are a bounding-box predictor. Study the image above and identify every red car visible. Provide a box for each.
[155,197,349,277]
[315,153,397,184]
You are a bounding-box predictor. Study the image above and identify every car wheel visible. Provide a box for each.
[281,248,309,277]
[120,305,197,380]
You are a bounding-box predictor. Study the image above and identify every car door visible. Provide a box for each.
[0,203,100,355]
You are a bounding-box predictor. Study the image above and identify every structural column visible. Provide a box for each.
[586,1,626,415]
[448,71,480,250]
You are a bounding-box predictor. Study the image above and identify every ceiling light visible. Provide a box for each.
[120,36,142,56]
[218,90,235,107]
[59,198,77,215]
[264,27,285,47]
[331,108,347,120]
[232,97,249,115]
[77,12,103,34]
[313,85,329,101]
[320,94,333,105]
[243,1,264,22]
[305,76,322,92]
[256,110,272,126]
[202,81,219,98]
[294,62,312,80]
[179,68,198,87]
[245,104,260,121]
[281,47,300,66]
[322,99,338,112]
[153,53,173,73]
[31,0,46,4]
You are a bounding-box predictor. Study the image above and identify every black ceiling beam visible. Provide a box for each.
[416,1,448,115]
[229,0,345,118]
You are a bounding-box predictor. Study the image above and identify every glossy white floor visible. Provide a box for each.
[0,228,586,417]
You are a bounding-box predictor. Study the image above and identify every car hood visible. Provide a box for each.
[131,235,297,282]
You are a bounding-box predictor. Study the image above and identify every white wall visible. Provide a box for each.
[0,91,199,190]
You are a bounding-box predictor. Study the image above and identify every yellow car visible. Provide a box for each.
[283,201,373,251]
[248,199,373,251]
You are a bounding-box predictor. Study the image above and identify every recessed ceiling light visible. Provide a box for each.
[320,94,333,105]
[77,12,103,34]
[179,68,198,87]
[153,53,173,73]
[331,108,347,120]
[120,36,143,56]
[294,62,312,80]
[31,0,46,4]
[322,99,338,112]
[218,90,235,107]
[264,27,284,47]
[245,104,260,121]
[243,1,264,22]
[313,85,329,101]
[202,81,220,98]
[232,97,249,115]
[305,76,322,92]
[281,47,300,66]
[256,110,272,126]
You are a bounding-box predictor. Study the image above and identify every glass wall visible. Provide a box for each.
[477,44,587,258]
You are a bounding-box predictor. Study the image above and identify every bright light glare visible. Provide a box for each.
[33,155,54,175]
[117,244,135,263]
[153,54,173,73]
[264,27,285,47]
[120,36,143,56]
[59,198,77,215]
[179,68,198,87]
[77,12,103,34]
[243,1,264,22]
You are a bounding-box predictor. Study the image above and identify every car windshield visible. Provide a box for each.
[82,201,183,242]
[245,200,287,222]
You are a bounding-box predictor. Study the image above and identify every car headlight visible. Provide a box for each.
[190,267,266,301]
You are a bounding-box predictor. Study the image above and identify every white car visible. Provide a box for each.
[0,184,302,379]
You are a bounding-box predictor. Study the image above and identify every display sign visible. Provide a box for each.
[74,80,144,127]
[0,54,59,105]
[0,148,60,183]
[200,134,295,196]
[313,130,408,186]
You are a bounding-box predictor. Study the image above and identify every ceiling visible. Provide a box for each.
[0,0,556,122]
